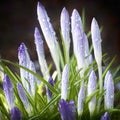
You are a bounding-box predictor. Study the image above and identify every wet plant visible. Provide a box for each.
[0,2,120,120]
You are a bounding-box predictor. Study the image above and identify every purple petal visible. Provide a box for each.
[91,18,102,65]
[46,77,54,101]
[73,25,85,70]
[17,83,29,110]
[60,7,70,47]
[34,27,44,58]
[37,2,57,47]
[71,9,83,59]
[18,43,31,92]
[59,99,76,120]
[29,61,37,97]
[78,86,85,116]
[61,64,69,100]
[34,27,50,80]
[71,9,83,34]
[37,2,60,76]
[18,42,30,67]
[3,74,14,109]
[88,70,97,115]
[100,112,110,120]
[10,107,22,120]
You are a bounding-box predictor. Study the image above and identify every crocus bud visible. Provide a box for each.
[29,61,37,97]
[72,25,85,77]
[60,7,70,63]
[61,7,70,46]
[71,9,83,58]
[3,75,14,110]
[46,77,54,102]
[18,43,31,92]
[84,34,91,68]
[59,99,76,120]
[10,107,22,120]
[71,9,83,34]
[78,86,85,116]
[37,2,60,78]
[104,71,114,110]
[34,27,50,80]
[100,112,110,120]
[61,65,69,100]
[17,83,30,112]
[88,70,97,116]
[91,18,102,66]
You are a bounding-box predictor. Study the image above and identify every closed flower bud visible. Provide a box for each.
[104,71,114,110]
[34,27,50,80]
[3,75,14,110]
[61,65,69,100]
[78,86,85,116]
[37,2,60,77]
[10,107,22,120]
[88,70,97,116]
[100,112,110,120]
[61,7,70,63]
[18,43,31,92]
[59,99,76,120]
[46,77,54,102]
[17,83,30,112]
[71,9,83,59]
[91,18,102,66]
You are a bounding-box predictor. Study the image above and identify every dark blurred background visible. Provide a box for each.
[0,0,120,65]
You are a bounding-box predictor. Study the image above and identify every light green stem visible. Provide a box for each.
[97,63,102,113]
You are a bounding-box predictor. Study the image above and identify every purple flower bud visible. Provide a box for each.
[71,9,83,58]
[18,43,31,92]
[71,9,83,34]
[78,86,85,116]
[61,64,69,100]
[72,25,85,74]
[10,107,22,120]
[37,2,57,47]
[46,77,54,101]
[17,83,30,112]
[88,70,97,115]
[60,7,70,51]
[34,27,44,58]
[34,27,50,80]
[37,2,60,76]
[59,99,76,120]
[18,42,30,67]
[91,18,102,65]
[3,75,14,110]
[84,34,92,69]
[29,61,37,97]
[104,71,114,110]
[101,112,110,120]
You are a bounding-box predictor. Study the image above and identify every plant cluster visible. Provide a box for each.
[0,2,120,120]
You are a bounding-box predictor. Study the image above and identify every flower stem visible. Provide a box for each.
[97,63,102,113]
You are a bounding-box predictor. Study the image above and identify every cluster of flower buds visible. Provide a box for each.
[1,2,115,120]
